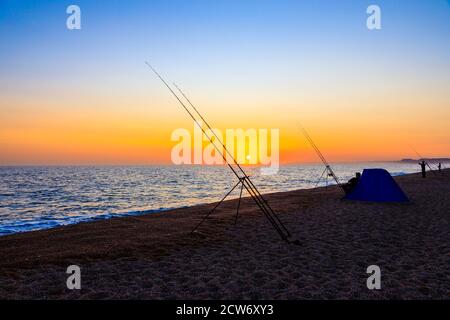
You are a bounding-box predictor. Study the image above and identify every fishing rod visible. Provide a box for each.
[172,82,290,232]
[410,145,437,175]
[173,83,291,232]
[145,62,291,242]
[173,82,290,237]
[299,124,343,190]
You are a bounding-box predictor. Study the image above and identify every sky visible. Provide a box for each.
[0,0,449,165]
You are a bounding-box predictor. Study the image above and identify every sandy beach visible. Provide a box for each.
[0,169,448,299]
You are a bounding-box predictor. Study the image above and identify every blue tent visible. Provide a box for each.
[344,168,409,202]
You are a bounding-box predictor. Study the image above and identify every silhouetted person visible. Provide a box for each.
[438,162,442,173]
[419,160,426,178]
[344,172,361,195]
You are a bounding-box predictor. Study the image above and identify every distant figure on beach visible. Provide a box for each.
[438,162,441,173]
[419,160,426,178]
[343,172,361,195]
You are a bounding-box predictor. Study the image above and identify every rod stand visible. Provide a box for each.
[314,165,334,188]
[191,177,247,234]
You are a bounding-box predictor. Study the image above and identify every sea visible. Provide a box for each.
[0,163,422,236]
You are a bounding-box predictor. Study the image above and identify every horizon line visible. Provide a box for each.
[2,158,450,167]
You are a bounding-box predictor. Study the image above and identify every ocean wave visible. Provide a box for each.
[0,206,189,236]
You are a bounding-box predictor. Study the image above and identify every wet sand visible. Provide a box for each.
[0,169,449,299]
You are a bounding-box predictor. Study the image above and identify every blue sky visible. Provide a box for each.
[1,0,449,93]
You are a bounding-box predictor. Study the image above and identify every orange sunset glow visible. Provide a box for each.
[1,86,448,165]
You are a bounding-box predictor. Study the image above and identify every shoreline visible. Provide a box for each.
[0,169,448,299]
